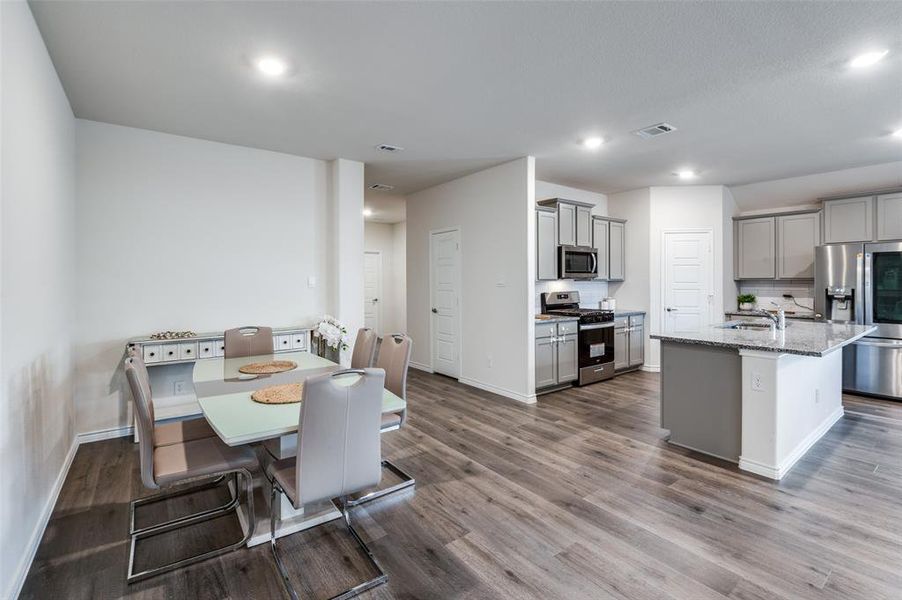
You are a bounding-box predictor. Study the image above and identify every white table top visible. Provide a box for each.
[193,351,406,446]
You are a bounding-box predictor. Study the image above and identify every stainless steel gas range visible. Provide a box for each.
[541,291,616,385]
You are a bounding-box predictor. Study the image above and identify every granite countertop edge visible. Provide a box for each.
[725,309,816,320]
[614,309,646,317]
[535,314,580,324]
[651,325,877,357]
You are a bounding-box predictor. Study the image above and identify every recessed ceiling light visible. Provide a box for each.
[362,208,373,217]
[892,128,902,138]
[583,137,604,150]
[849,49,888,69]
[256,56,288,77]
[675,170,697,179]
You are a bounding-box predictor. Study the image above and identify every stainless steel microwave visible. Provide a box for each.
[559,246,598,279]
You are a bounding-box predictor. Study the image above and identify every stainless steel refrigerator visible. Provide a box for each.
[815,242,902,400]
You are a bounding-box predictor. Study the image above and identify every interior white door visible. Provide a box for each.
[663,231,713,335]
[430,229,460,378]
[363,251,382,333]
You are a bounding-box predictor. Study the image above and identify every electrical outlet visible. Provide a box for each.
[487,355,494,368]
[174,380,189,395]
[307,276,317,288]
[814,389,820,404]
[751,372,763,392]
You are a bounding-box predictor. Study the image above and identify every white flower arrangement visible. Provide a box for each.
[314,315,350,351]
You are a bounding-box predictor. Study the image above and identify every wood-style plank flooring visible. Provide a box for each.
[20,370,902,599]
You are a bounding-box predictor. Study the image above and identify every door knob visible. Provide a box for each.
[373,298,379,303]
[666,307,677,312]
[431,308,438,313]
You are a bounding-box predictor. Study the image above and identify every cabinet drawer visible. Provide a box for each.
[536,323,556,339]
[213,340,226,357]
[557,321,578,336]
[275,335,292,352]
[197,341,216,358]
[290,332,308,350]
[629,314,644,328]
[142,345,162,364]
[162,344,180,361]
[614,317,629,329]
[178,342,197,360]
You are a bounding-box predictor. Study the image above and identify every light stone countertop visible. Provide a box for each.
[535,314,580,324]
[614,309,646,318]
[651,320,876,357]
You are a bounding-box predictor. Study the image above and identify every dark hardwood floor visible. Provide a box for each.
[20,370,902,599]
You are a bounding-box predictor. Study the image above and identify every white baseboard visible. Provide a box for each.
[739,406,844,480]
[77,424,134,444]
[641,365,660,373]
[457,377,537,405]
[409,361,434,373]
[9,436,79,600]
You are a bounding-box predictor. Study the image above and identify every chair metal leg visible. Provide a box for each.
[129,473,234,535]
[345,459,415,507]
[269,489,388,600]
[127,468,255,583]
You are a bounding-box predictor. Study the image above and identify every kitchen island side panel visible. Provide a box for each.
[660,340,743,462]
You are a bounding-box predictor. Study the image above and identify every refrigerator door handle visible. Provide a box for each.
[863,252,872,325]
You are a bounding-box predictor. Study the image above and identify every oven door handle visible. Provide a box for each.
[580,322,615,330]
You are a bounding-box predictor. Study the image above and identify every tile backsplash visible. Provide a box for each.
[737,280,815,314]
[536,280,610,312]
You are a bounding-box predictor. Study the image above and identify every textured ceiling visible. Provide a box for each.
[30,1,902,204]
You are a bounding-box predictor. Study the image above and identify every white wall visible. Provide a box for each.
[1,2,76,596]
[330,158,365,365]
[722,187,739,312]
[535,180,608,215]
[609,186,733,370]
[75,120,339,434]
[407,157,536,403]
[364,221,407,335]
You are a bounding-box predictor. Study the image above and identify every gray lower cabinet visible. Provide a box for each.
[614,314,644,372]
[535,335,558,388]
[608,220,625,281]
[614,321,629,370]
[536,208,558,280]
[557,334,578,382]
[535,321,579,390]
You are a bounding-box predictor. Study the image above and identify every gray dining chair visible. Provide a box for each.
[267,368,388,600]
[124,356,258,583]
[350,327,378,369]
[348,334,415,507]
[224,325,274,358]
[127,347,219,446]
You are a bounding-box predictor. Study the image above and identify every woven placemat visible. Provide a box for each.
[251,383,303,404]
[238,360,297,374]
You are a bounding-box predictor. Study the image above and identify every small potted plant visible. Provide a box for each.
[737,293,756,311]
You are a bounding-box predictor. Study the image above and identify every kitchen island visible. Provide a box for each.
[652,320,876,480]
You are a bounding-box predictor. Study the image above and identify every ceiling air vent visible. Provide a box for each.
[632,122,677,139]
[368,183,395,191]
[375,144,404,153]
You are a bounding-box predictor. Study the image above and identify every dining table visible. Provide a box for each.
[192,350,406,547]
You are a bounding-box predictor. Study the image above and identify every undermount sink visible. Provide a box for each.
[718,321,786,331]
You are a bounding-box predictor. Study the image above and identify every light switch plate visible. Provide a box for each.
[307,276,316,288]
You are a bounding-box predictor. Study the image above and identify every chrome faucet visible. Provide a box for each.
[749,303,786,330]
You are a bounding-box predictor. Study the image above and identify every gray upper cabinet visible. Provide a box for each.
[592,217,609,280]
[776,212,820,279]
[536,209,558,280]
[823,196,873,243]
[876,192,902,241]
[735,217,776,279]
[608,220,625,281]
[557,203,576,246]
[575,206,592,247]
